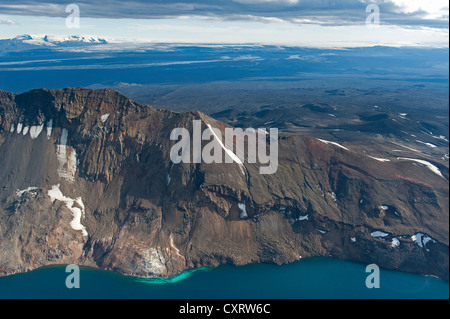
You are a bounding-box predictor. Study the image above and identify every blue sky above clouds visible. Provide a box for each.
[0,0,448,47]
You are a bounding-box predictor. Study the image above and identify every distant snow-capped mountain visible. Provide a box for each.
[0,34,108,51]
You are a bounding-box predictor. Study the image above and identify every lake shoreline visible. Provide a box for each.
[1,257,448,299]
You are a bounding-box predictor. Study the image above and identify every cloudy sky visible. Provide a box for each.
[0,0,448,47]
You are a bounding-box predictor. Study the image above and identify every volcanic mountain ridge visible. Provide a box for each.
[0,88,448,279]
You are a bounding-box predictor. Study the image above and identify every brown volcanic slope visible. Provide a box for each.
[0,88,448,279]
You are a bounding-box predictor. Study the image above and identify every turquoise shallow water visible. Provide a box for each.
[0,257,448,299]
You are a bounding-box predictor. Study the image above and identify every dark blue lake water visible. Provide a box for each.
[0,257,447,299]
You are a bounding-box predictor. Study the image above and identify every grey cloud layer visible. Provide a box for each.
[0,0,447,28]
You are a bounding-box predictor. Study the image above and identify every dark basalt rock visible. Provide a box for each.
[0,88,448,279]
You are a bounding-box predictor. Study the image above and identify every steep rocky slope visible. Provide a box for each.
[0,88,448,279]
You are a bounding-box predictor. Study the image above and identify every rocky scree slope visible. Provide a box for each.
[0,88,448,279]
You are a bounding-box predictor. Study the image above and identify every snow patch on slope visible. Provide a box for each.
[22,126,29,136]
[30,123,44,139]
[391,237,400,248]
[101,114,110,123]
[238,203,248,219]
[206,123,245,175]
[371,231,389,238]
[16,187,38,197]
[398,157,444,178]
[56,128,78,182]
[318,139,350,151]
[46,119,53,139]
[47,184,88,236]
[411,233,436,251]
[416,140,437,148]
[368,156,391,162]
